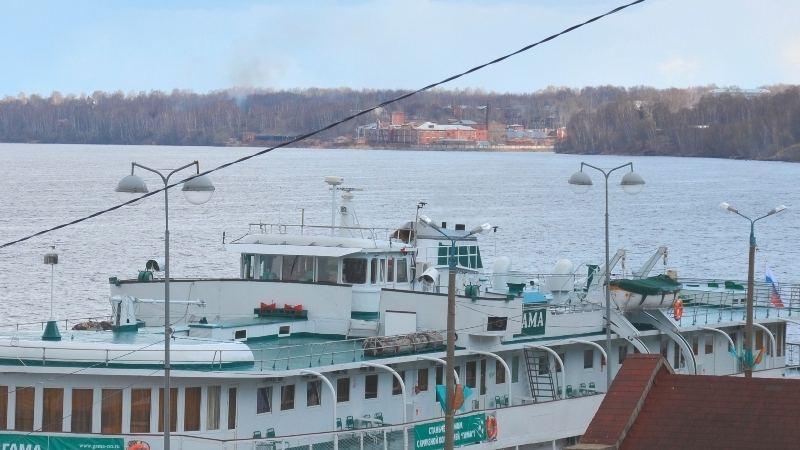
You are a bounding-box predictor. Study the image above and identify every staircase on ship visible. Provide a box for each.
[523,347,558,402]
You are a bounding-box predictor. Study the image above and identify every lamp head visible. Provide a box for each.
[418,214,433,226]
[182,174,215,205]
[768,205,787,216]
[115,174,148,204]
[568,171,592,194]
[620,171,645,195]
[719,202,737,213]
[468,222,492,236]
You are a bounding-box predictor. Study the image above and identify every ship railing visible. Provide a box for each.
[0,315,112,333]
[786,343,800,368]
[226,222,409,244]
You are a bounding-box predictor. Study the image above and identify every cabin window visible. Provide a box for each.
[435,366,443,385]
[365,374,378,399]
[227,387,237,430]
[15,386,34,431]
[495,360,506,384]
[42,388,63,432]
[130,388,151,433]
[370,258,378,284]
[584,349,594,369]
[256,387,272,414]
[511,356,519,383]
[280,385,295,411]
[466,361,477,388]
[396,258,409,282]
[184,387,202,431]
[379,258,386,282]
[417,368,429,392]
[317,257,338,283]
[660,336,669,359]
[618,345,628,365]
[342,258,367,284]
[673,342,684,368]
[207,386,221,430]
[158,388,178,432]
[705,336,714,355]
[71,389,93,433]
[393,371,406,395]
[336,378,350,403]
[0,386,6,431]
[480,360,487,395]
[387,258,395,282]
[692,337,699,355]
[283,255,315,282]
[777,323,786,357]
[487,317,507,331]
[307,381,321,407]
[101,389,123,434]
[259,255,280,280]
[242,254,256,279]
[556,353,566,373]
[756,329,765,352]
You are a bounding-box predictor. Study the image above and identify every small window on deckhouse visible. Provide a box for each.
[259,255,280,280]
[317,257,338,283]
[396,258,409,282]
[343,258,367,284]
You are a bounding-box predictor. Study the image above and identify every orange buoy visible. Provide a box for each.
[486,415,498,440]
[673,298,684,320]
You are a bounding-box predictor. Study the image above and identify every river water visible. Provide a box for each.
[0,143,798,326]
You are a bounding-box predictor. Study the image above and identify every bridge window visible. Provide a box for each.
[705,337,714,355]
[71,389,93,433]
[42,388,63,432]
[257,386,272,414]
[0,386,6,431]
[158,388,178,432]
[343,258,367,284]
[370,258,378,284]
[259,255,280,280]
[417,368,429,392]
[207,386,221,431]
[184,387,201,431]
[101,389,123,434]
[15,386,34,431]
[396,258,409,282]
[130,388,151,433]
[283,255,314,282]
[365,374,378,399]
[242,254,256,279]
[387,258,395,282]
[317,257,338,283]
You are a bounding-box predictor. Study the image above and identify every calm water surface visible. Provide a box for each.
[0,143,798,327]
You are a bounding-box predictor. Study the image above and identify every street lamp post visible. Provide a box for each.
[417,215,490,450]
[719,202,785,378]
[116,161,215,450]
[569,162,644,389]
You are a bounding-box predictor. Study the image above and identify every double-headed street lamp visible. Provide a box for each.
[569,162,644,389]
[417,215,491,450]
[116,161,215,450]
[719,202,785,378]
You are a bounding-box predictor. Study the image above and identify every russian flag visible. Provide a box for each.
[765,267,784,308]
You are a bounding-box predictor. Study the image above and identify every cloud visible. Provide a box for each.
[657,56,700,79]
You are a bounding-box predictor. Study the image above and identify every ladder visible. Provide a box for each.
[523,347,557,402]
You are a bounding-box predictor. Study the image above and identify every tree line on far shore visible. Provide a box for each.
[0,85,798,161]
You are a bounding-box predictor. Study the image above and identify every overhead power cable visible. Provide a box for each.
[0,0,646,250]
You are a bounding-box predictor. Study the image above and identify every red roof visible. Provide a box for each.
[575,354,800,450]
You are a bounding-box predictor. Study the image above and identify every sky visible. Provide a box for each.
[1,0,798,97]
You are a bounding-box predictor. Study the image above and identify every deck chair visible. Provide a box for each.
[588,381,597,394]
[566,385,574,398]
[579,382,587,396]
[374,412,384,425]
[336,417,343,430]
[253,430,262,439]
[345,415,355,430]
[266,428,276,438]
[494,395,502,408]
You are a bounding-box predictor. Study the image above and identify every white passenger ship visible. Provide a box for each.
[0,179,797,450]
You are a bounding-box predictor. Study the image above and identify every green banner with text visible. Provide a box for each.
[0,433,124,450]
[414,413,486,450]
[521,306,547,335]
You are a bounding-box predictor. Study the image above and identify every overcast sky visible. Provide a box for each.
[2,0,798,97]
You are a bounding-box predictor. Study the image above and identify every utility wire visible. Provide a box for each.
[0,0,646,250]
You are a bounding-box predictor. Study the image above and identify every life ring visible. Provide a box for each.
[486,415,498,441]
[673,299,684,320]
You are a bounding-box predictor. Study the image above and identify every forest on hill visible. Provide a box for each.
[0,85,798,161]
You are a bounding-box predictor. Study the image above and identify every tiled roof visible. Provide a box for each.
[575,354,800,450]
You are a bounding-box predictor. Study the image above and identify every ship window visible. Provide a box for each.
[280,385,295,411]
[242,254,256,279]
[584,349,594,369]
[185,387,201,431]
[365,374,378,399]
[387,258,395,282]
[158,388,178,432]
[317,257,338,283]
[396,258,408,282]
[101,389,123,434]
[130,388,151,433]
[15,386,34,431]
[495,360,506,384]
[42,388,63,432]
[207,386,221,430]
[379,258,386,283]
[692,336,699,355]
[259,255,280,280]
[466,361,477,388]
[342,258,367,284]
[487,317,507,331]
[227,387,237,430]
[336,378,350,403]
[393,371,406,395]
[777,322,786,357]
[370,258,378,284]
[307,381,321,407]
[0,386,6,431]
[234,329,246,340]
[256,387,272,414]
[756,329,765,351]
[283,255,314,282]
[71,389,93,433]
[511,356,519,383]
[705,336,714,355]
[417,368,429,392]
[480,359,487,395]
[435,366,443,385]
